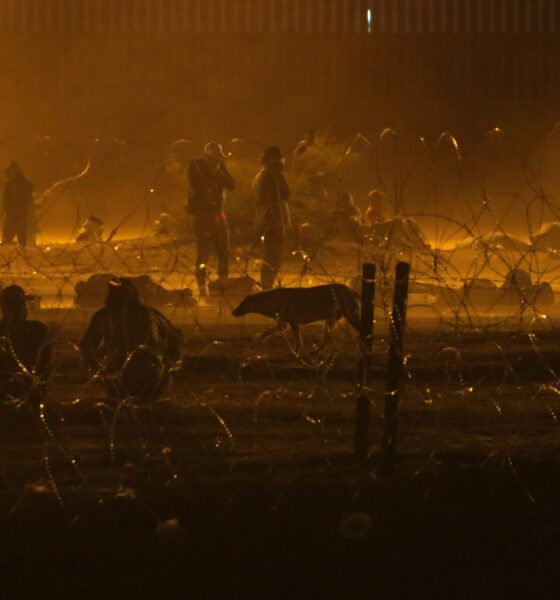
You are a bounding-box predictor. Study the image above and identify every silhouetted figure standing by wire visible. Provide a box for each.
[187,142,236,298]
[2,162,33,247]
[253,146,291,290]
[0,285,51,404]
[79,278,184,403]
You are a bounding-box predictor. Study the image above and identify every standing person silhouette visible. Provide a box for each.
[187,142,236,298]
[2,161,34,247]
[253,146,291,290]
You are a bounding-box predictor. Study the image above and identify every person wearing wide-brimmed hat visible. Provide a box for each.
[253,146,291,290]
[187,142,236,297]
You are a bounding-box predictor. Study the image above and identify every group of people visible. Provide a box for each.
[188,142,291,296]
[0,278,183,406]
[0,142,295,296]
[0,135,390,299]
[187,140,389,298]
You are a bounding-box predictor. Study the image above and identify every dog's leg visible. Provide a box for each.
[318,319,336,350]
[289,322,303,353]
[259,321,287,340]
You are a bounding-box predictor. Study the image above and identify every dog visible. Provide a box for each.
[232,284,360,351]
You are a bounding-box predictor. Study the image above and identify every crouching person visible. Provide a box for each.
[0,286,52,404]
[79,277,184,403]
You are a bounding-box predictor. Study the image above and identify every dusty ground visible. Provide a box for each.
[2,238,560,598]
[2,312,560,598]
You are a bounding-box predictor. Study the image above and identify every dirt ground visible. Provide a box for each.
[2,310,560,598]
[2,239,560,597]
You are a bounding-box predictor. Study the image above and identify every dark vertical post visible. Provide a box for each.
[355,263,376,460]
[380,262,410,474]
[359,263,376,378]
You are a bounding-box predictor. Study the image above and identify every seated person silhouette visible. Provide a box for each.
[365,189,388,226]
[79,277,184,403]
[0,285,52,404]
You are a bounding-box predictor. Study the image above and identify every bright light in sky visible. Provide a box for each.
[367,9,372,33]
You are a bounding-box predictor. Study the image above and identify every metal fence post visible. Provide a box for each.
[355,262,376,460]
[380,261,410,473]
